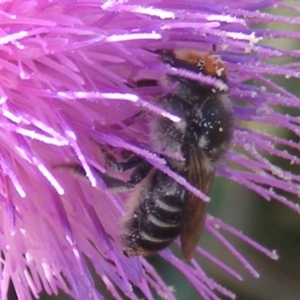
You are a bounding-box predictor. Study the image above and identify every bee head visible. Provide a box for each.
[155,49,227,84]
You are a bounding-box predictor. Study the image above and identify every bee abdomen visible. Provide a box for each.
[123,191,185,255]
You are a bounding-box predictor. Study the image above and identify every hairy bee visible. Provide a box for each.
[65,49,233,260]
[119,49,232,260]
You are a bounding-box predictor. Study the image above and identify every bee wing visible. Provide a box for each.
[180,146,214,261]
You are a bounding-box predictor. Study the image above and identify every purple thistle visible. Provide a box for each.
[0,0,299,299]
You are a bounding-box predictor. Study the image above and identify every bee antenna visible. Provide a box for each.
[142,48,173,56]
[142,48,156,54]
[212,44,216,53]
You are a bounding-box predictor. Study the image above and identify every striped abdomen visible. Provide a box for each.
[122,170,186,256]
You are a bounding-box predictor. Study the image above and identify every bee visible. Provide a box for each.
[65,48,233,260]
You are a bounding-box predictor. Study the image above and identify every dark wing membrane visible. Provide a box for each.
[180,145,214,260]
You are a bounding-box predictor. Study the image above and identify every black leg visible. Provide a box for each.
[126,79,158,88]
[104,152,144,172]
[58,153,152,192]
[101,159,151,191]
[135,79,159,87]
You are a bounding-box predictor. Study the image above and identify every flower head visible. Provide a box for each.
[0,1,300,300]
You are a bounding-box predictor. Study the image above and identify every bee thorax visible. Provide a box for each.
[190,94,232,162]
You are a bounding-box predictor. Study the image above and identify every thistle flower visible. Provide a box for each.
[1,1,300,300]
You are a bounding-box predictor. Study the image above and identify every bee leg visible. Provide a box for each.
[61,153,151,192]
[104,152,144,172]
[126,79,158,88]
[109,111,145,130]
[103,159,151,191]
[103,151,151,190]
[135,79,158,87]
